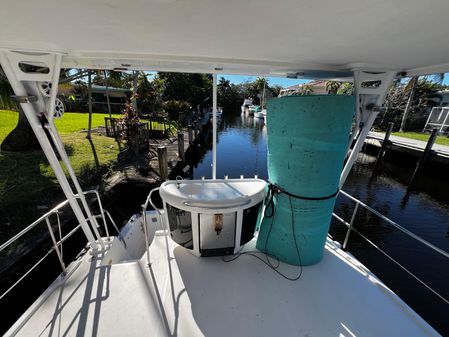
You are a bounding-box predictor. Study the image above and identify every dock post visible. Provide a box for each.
[177,132,185,161]
[188,125,193,145]
[373,122,394,172]
[157,146,168,181]
[409,128,438,186]
[194,120,200,139]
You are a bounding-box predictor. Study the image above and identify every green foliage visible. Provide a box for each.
[158,72,212,108]
[162,99,192,120]
[325,81,342,94]
[93,70,134,89]
[376,77,444,131]
[337,82,354,95]
[137,73,166,113]
[218,78,244,113]
[299,84,314,95]
[121,95,142,152]
[269,85,282,97]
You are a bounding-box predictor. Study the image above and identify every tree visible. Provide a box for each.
[86,70,93,140]
[399,76,418,132]
[269,85,282,97]
[218,78,243,113]
[158,72,212,109]
[337,82,354,95]
[376,77,443,131]
[325,81,341,94]
[300,84,314,95]
[137,73,166,114]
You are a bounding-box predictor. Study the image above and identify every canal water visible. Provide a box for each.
[192,113,449,335]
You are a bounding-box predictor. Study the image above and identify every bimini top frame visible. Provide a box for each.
[1,0,449,78]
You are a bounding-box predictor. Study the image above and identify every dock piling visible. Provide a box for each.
[373,122,394,172]
[409,128,438,186]
[193,121,198,139]
[188,125,193,145]
[157,146,168,181]
[178,132,185,161]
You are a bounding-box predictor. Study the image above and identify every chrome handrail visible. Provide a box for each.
[332,189,449,306]
[0,189,117,301]
[141,187,163,266]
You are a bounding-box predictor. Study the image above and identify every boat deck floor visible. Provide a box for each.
[9,232,438,337]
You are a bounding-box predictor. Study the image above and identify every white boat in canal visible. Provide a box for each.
[254,108,266,119]
[247,105,257,115]
[1,1,449,336]
[241,98,253,114]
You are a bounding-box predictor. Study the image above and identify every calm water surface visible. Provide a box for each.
[193,113,449,335]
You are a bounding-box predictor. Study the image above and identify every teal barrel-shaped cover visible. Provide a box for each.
[256,95,355,265]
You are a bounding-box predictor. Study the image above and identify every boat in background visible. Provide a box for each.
[241,98,253,114]
[207,106,223,119]
[254,79,267,119]
[247,105,257,115]
[254,107,266,119]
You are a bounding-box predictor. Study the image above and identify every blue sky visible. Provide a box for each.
[223,73,449,87]
[219,74,309,88]
[148,72,449,88]
[145,72,309,88]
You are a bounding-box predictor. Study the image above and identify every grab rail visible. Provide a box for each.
[0,189,117,301]
[332,190,449,305]
[141,187,163,266]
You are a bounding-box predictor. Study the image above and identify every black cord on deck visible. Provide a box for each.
[222,182,307,281]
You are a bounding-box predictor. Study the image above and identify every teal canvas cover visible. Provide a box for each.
[256,95,355,265]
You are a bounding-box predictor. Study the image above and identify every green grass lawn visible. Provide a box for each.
[0,110,121,236]
[0,109,176,234]
[392,132,449,146]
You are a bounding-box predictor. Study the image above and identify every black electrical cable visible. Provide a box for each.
[222,182,304,281]
[268,181,339,201]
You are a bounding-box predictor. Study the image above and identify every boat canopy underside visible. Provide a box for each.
[8,227,438,336]
[1,0,449,77]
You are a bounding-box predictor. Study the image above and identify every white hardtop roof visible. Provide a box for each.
[1,0,449,78]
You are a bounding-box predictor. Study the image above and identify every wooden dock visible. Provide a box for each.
[366,131,449,159]
[149,130,190,178]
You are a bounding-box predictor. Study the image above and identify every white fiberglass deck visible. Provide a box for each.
[8,233,438,337]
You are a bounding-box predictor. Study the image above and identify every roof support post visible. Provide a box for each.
[0,50,103,251]
[212,73,217,180]
[339,70,396,187]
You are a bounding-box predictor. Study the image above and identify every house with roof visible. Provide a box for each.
[279,80,328,96]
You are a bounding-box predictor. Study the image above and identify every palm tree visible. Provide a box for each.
[300,84,314,95]
[325,81,341,94]
[337,82,354,95]
[399,74,444,132]
[399,76,418,132]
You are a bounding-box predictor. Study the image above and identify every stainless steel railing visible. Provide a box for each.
[0,190,118,301]
[332,189,449,305]
[141,187,164,266]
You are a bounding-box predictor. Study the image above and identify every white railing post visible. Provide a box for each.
[45,217,67,274]
[343,203,359,249]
